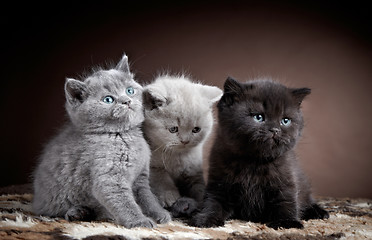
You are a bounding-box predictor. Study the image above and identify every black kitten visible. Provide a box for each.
[190,77,329,229]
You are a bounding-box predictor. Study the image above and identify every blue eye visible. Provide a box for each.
[253,114,264,123]
[280,118,291,126]
[126,87,135,95]
[103,96,115,104]
[169,126,178,133]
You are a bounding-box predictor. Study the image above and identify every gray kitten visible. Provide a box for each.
[142,74,222,217]
[32,54,171,228]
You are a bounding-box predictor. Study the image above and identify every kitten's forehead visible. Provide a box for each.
[244,80,295,113]
[85,69,141,93]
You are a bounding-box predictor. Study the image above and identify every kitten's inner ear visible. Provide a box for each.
[143,89,167,110]
[199,85,223,106]
[115,54,130,73]
[291,88,311,105]
[65,78,87,106]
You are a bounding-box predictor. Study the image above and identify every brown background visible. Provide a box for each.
[1,1,371,198]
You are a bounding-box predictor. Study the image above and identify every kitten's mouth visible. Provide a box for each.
[111,106,133,119]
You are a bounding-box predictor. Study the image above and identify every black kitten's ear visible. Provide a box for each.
[291,87,311,105]
[65,78,88,107]
[115,54,130,73]
[223,76,243,94]
[142,88,168,111]
[219,77,244,107]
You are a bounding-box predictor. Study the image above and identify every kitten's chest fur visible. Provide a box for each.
[222,154,296,219]
[151,146,203,178]
[85,130,149,181]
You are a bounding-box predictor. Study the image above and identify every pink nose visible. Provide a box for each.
[181,140,190,145]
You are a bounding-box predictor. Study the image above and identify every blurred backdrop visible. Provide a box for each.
[1,1,371,198]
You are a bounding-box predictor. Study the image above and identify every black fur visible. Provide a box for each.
[190,77,329,229]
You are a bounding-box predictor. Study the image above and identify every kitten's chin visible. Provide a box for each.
[174,142,199,150]
[254,142,289,160]
[111,107,144,123]
[111,106,132,119]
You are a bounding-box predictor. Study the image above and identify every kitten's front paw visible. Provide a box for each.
[120,217,156,229]
[152,209,172,224]
[267,219,304,229]
[189,213,225,228]
[302,204,329,220]
[171,197,198,218]
[158,191,181,208]
[65,206,95,221]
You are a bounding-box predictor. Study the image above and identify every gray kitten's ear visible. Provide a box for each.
[65,78,87,106]
[143,88,167,111]
[115,54,130,73]
[198,85,223,106]
[291,87,311,105]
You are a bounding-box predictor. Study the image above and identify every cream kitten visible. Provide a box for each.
[142,74,222,217]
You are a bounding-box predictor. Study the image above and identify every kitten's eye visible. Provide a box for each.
[103,96,115,104]
[280,118,291,126]
[126,87,135,95]
[169,126,178,133]
[192,127,201,133]
[253,114,264,123]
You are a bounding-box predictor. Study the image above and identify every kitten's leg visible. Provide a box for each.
[173,170,205,217]
[65,206,95,221]
[150,167,181,208]
[92,178,155,228]
[301,203,329,220]
[266,197,304,229]
[177,169,205,202]
[189,183,233,228]
[133,170,172,224]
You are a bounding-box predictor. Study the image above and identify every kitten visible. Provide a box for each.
[190,77,329,229]
[32,54,171,228]
[142,74,222,217]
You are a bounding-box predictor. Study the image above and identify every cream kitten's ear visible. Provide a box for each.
[199,85,223,106]
[115,54,130,73]
[143,88,168,110]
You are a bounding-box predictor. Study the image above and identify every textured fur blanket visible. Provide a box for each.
[0,189,371,240]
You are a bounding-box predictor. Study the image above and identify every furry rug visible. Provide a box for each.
[0,191,371,240]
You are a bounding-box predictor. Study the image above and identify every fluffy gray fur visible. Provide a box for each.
[142,74,222,217]
[32,54,171,228]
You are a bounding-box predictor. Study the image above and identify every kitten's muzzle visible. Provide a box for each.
[269,128,281,135]
[117,96,132,106]
[181,140,190,145]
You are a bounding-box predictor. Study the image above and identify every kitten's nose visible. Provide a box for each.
[181,140,190,145]
[270,128,280,135]
[123,100,131,105]
[118,97,131,105]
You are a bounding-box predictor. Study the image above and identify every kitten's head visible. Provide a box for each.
[143,75,223,151]
[64,54,144,132]
[218,77,310,160]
